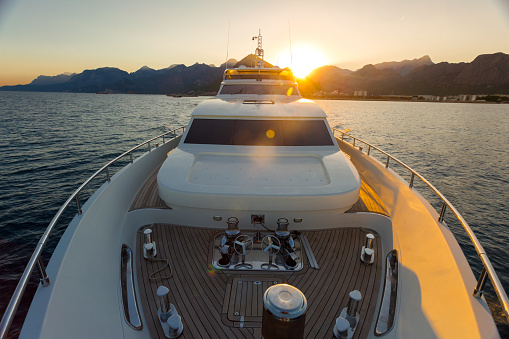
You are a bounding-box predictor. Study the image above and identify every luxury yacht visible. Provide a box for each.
[1,35,508,339]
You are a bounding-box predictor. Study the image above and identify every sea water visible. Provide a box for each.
[0,92,507,336]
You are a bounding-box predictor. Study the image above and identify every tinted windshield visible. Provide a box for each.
[184,119,334,146]
[219,84,299,96]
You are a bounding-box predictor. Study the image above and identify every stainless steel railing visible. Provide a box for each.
[0,126,185,339]
[333,128,509,321]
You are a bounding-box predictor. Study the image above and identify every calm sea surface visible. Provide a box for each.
[0,92,508,337]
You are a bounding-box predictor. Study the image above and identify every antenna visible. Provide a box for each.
[252,29,264,67]
[225,20,231,69]
[288,20,293,69]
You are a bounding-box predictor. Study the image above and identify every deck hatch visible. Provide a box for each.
[226,276,286,324]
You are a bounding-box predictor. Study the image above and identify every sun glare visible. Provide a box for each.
[279,46,327,78]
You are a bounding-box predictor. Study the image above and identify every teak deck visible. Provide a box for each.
[136,224,383,339]
[129,164,388,216]
[129,165,169,211]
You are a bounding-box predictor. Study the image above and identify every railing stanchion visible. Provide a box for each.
[106,166,111,182]
[162,135,165,144]
[438,202,447,223]
[409,173,415,188]
[367,145,371,156]
[341,133,344,141]
[37,257,50,287]
[148,141,151,152]
[385,155,390,168]
[130,152,133,164]
[353,138,356,147]
[473,267,488,298]
[76,193,82,215]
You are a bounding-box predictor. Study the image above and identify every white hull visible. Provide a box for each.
[18,135,499,338]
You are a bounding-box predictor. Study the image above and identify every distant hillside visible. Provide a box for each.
[0,64,226,95]
[1,53,508,96]
[30,72,76,86]
[374,55,434,76]
[304,52,509,96]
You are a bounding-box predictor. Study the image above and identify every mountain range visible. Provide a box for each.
[308,53,509,96]
[1,53,508,96]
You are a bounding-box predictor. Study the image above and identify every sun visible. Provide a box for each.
[278,46,327,78]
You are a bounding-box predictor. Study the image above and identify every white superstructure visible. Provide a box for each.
[157,97,361,214]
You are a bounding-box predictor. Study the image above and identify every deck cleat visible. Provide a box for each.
[360,233,375,265]
[333,317,350,338]
[166,315,183,338]
[339,290,362,337]
[157,286,183,338]
[143,228,157,259]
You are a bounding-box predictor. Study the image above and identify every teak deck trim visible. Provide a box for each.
[136,224,382,339]
[129,164,170,211]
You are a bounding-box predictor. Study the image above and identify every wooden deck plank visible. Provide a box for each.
[170,226,235,338]
[347,173,389,216]
[158,224,204,339]
[316,232,364,336]
[305,228,358,338]
[129,165,170,211]
[304,228,352,329]
[162,225,212,339]
[136,225,382,339]
[312,230,367,339]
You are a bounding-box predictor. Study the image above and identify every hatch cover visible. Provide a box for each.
[223,276,287,327]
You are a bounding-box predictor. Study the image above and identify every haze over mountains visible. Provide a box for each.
[1,53,508,96]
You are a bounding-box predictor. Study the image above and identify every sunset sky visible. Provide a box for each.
[1,0,508,86]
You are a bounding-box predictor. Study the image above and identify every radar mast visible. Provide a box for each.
[252,29,264,63]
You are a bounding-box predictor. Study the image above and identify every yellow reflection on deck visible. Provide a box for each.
[266,129,275,138]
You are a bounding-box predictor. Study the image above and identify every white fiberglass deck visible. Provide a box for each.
[158,149,360,212]
[188,153,329,187]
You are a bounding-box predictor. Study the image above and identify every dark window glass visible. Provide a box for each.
[219,84,246,94]
[184,119,235,144]
[282,120,334,146]
[233,120,284,146]
[219,84,299,96]
[184,119,333,146]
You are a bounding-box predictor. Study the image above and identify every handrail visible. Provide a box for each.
[0,126,186,339]
[333,128,509,321]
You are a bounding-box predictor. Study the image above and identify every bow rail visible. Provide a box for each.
[333,128,509,322]
[0,127,185,339]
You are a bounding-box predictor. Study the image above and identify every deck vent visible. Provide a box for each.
[262,284,307,339]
